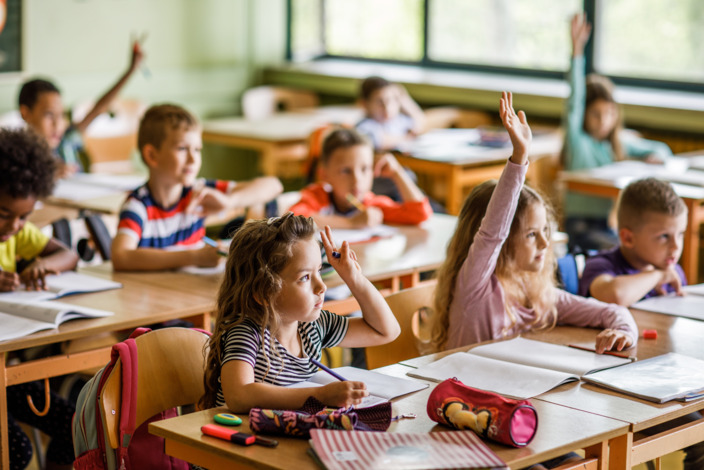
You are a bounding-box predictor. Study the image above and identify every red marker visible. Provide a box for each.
[201,424,255,445]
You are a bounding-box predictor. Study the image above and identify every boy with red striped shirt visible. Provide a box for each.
[112,104,282,271]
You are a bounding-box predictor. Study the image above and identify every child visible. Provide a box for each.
[289,127,432,229]
[18,41,144,176]
[0,128,79,469]
[562,12,672,252]
[200,214,400,411]
[432,92,637,357]
[111,104,283,271]
[578,177,687,306]
[355,76,425,152]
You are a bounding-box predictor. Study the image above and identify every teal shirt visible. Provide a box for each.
[563,56,672,218]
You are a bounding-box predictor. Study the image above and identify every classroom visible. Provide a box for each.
[1,1,704,469]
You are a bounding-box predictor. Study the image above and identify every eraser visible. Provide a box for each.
[643,329,658,340]
[214,412,242,426]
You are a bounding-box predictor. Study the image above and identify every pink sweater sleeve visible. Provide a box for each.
[554,288,638,343]
[454,160,528,302]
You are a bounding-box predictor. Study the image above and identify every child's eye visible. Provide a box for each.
[527,232,536,238]
[300,274,310,282]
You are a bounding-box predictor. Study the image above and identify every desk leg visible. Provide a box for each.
[608,432,632,470]
[447,167,463,215]
[683,199,701,283]
[1,352,9,469]
[584,441,608,470]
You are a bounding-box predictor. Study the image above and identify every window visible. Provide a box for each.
[288,0,704,90]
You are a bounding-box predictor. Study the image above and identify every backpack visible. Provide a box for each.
[72,327,190,470]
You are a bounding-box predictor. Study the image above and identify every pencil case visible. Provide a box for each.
[427,377,538,447]
[249,396,391,438]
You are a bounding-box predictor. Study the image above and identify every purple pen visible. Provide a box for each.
[310,357,347,381]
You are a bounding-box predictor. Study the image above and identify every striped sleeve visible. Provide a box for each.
[206,178,236,193]
[117,196,146,242]
[316,310,349,349]
[221,320,261,369]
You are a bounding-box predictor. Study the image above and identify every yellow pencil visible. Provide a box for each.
[346,193,365,211]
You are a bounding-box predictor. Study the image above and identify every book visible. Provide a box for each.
[632,283,704,321]
[308,429,508,470]
[582,353,704,403]
[407,337,633,400]
[0,299,113,342]
[0,272,122,304]
[327,225,399,245]
[288,366,428,408]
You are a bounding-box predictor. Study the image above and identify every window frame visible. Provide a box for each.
[286,0,704,93]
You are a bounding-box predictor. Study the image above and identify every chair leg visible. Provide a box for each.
[31,427,46,469]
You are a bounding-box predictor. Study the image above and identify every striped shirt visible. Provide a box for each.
[216,310,349,406]
[117,178,234,248]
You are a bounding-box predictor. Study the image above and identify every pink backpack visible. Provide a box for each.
[72,327,199,469]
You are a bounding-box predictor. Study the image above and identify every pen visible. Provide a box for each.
[345,193,365,212]
[568,344,632,359]
[202,236,228,257]
[310,357,347,381]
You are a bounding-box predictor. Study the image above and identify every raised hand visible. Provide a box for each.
[320,226,362,283]
[570,12,592,57]
[499,91,532,164]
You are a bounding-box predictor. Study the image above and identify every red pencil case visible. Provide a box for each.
[427,377,538,447]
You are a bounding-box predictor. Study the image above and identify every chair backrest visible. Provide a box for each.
[84,214,113,261]
[557,253,586,295]
[99,328,209,449]
[366,282,437,369]
[242,86,319,121]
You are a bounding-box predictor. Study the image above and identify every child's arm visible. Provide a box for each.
[310,210,384,230]
[111,233,221,271]
[20,238,78,290]
[588,267,683,306]
[570,12,591,59]
[321,226,401,347]
[221,360,368,412]
[395,84,426,135]
[501,91,531,165]
[374,153,426,202]
[73,41,144,134]
[186,177,283,218]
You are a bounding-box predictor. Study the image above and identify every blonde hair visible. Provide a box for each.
[432,180,558,351]
[200,213,317,409]
[137,104,199,159]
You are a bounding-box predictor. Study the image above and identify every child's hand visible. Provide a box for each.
[130,39,146,72]
[0,271,20,292]
[194,245,222,268]
[321,226,363,283]
[58,162,79,179]
[499,91,531,164]
[186,186,229,217]
[655,265,684,296]
[374,153,403,179]
[595,328,633,354]
[19,260,58,291]
[570,12,592,57]
[644,154,665,164]
[350,207,383,228]
[316,381,369,408]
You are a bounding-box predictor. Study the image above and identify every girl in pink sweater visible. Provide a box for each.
[432,92,637,353]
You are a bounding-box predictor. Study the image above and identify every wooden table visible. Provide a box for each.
[0,267,215,468]
[150,364,628,470]
[395,128,562,215]
[202,105,364,177]
[561,162,704,283]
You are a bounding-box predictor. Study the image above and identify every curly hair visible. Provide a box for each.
[0,128,57,199]
[18,78,60,109]
[200,212,317,409]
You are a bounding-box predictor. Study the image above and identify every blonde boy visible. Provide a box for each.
[289,127,432,228]
[578,177,688,305]
[111,104,283,271]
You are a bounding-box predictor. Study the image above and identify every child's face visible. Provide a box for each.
[0,193,36,243]
[363,86,401,123]
[147,125,202,187]
[20,91,67,150]
[584,99,618,141]
[320,144,374,212]
[622,211,688,270]
[273,237,327,324]
[512,202,550,273]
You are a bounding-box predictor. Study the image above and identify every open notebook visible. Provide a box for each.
[288,366,427,408]
[407,337,633,400]
[632,283,704,320]
[0,271,122,303]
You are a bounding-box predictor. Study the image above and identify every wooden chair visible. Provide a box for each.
[422,106,493,132]
[241,86,319,121]
[366,281,437,369]
[99,328,209,450]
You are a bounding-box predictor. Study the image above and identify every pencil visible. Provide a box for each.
[345,193,365,211]
[202,236,228,257]
[310,357,347,381]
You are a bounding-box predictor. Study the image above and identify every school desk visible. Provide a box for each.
[561,163,704,283]
[395,128,562,215]
[202,105,364,177]
[149,366,628,470]
[0,267,215,468]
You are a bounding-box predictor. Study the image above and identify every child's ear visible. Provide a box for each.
[19,104,30,121]
[141,144,159,168]
[619,227,634,248]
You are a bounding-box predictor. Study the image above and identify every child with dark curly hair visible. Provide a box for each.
[0,127,79,469]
